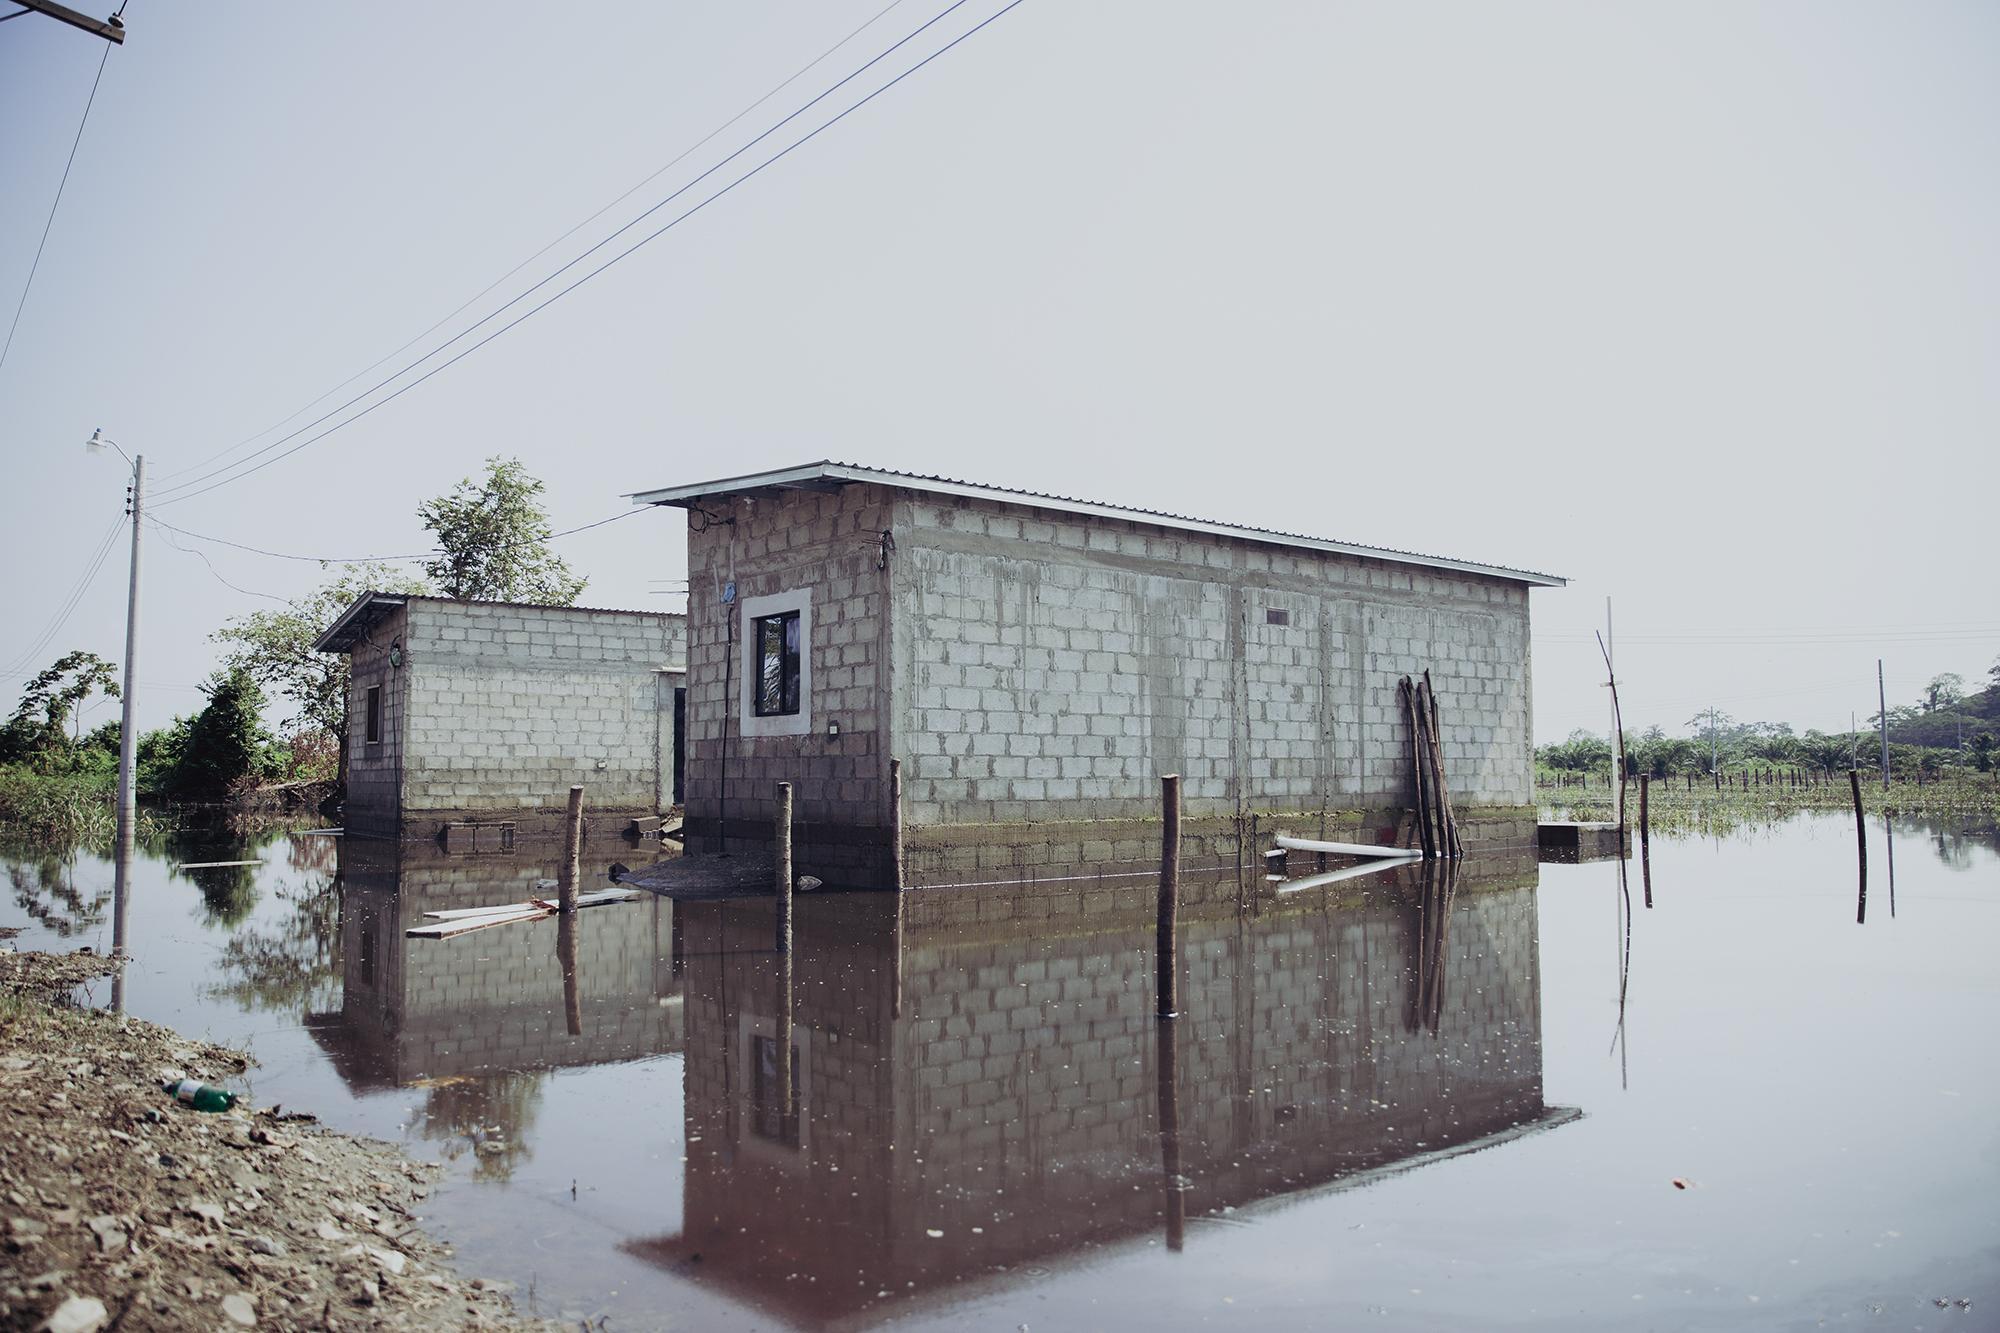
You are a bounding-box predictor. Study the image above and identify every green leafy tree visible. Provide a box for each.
[417,456,585,604]
[1972,732,1997,774]
[173,669,273,801]
[215,563,427,780]
[2,651,119,771]
[1921,673,1966,713]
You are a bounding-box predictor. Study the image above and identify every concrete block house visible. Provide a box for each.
[314,594,687,840]
[628,463,1561,883]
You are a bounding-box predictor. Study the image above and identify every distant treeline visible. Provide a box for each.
[1538,665,2000,779]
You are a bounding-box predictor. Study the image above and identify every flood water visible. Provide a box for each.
[4,813,1996,1330]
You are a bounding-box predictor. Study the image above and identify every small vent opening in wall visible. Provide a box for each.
[1265,608,1290,626]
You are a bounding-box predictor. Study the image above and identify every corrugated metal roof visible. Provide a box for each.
[312,592,682,654]
[627,461,1565,587]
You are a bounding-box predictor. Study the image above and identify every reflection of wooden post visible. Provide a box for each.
[1849,769,1867,924]
[775,782,793,955]
[1157,775,1181,1020]
[1156,1017,1184,1252]
[557,909,582,1036]
[560,784,584,914]
[1638,775,1652,910]
[889,758,905,892]
[776,946,795,1143]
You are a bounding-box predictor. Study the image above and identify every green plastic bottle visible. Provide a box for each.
[161,1079,237,1113]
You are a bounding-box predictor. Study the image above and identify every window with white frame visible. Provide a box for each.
[738,588,812,738]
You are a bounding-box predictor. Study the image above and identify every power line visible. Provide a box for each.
[150,0,1023,508]
[150,0,913,487]
[1,40,113,377]
[0,515,126,677]
[146,505,648,566]
[146,518,288,602]
[150,0,982,504]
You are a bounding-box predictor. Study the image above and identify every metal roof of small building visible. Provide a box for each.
[312,592,683,654]
[628,462,1565,587]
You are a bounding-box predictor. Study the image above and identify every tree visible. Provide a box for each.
[417,457,585,604]
[1921,673,1966,713]
[172,668,273,801]
[1972,732,1996,774]
[2,651,119,771]
[216,562,427,780]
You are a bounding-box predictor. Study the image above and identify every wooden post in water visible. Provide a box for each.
[774,782,793,955]
[560,785,585,914]
[1157,774,1181,1020]
[1849,769,1868,923]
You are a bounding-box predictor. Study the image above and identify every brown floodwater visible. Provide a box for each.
[4,811,1996,1329]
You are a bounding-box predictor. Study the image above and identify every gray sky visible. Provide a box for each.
[2,2,1994,742]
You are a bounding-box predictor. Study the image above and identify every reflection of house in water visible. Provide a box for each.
[629,851,1572,1326]
[307,839,683,1091]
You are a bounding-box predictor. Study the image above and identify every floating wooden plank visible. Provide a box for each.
[420,889,636,922]
[406,907,551,939]
[173,860,267,870]
[1272,835,1421,860]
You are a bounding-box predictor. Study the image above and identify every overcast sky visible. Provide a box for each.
[2,1,1994,743]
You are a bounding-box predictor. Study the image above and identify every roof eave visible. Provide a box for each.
[311,592,409,654]
[628,463,1565,588]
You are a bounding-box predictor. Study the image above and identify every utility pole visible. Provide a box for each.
[1877,659,1890,791]
[88,430,139,970]
[6,0,125,44]
[1709,706,1719,775]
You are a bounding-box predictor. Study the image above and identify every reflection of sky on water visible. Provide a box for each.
[2,811,1995,1329]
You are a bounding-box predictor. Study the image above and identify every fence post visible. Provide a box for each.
[1157,774,1181,1020]
[560,785,585,914]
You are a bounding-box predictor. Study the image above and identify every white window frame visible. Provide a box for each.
[739,587,812,738]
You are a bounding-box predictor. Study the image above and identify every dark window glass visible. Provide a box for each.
[1266,608,1291,626]
[365,686,383,744]
[753,611,801,716]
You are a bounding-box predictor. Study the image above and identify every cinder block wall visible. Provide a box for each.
[390,599,684,835]
[343,605,410,840]
[681,487,896,868]
[892,493,1535,828]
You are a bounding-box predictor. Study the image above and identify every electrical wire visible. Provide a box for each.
[145,518,288,602]
[1,41,113,377]
[150,0,914,486]
[146,505,648,566]
[149,0,1024,508]
[0,516,126,678]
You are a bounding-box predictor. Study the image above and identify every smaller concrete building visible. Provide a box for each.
[313,594,686,840]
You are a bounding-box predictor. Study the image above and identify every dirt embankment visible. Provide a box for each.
[0,956,559,1332]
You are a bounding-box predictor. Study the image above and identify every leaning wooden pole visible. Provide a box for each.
[888,757,905,893]
[1157,774,1181,1020]
[774,781,793,955]
[1423,672,1461,857]
[1408,680,1440,856]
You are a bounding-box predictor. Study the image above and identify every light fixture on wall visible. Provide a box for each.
[826,719,840,740]
[388,640,404,669]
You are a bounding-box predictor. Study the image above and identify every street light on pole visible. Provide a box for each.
[87,428,140,986]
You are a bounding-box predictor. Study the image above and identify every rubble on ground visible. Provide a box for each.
[0,961,560,1331]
